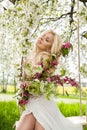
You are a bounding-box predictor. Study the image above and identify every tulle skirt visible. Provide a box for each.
[16,95,83,130]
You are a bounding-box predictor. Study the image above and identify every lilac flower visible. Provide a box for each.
[20,81,28,89]
[55,75,60,80]
[38,62,42,66]
[63,77,78,87]
[23,100,28,105]
[51,60,58,66]
[23,92,29,97]
[19,99,24,105]
[51,75,60,81]
[19,99,28,105]
[33,72,42,79]
[63,77,70,83]
[69,79,78,87]
[51,76,56,81]
[46,77,51,82]
[63,42,71,49]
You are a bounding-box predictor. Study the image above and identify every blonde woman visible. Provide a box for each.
[16,30,83,130]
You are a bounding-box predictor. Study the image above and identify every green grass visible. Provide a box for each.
[0,101,86,130]
[0,101,20,130]
[59,94,87,100]
[84,126,87,130]
[57,102,86,117]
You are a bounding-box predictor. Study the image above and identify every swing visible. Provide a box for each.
[67,0,87,127]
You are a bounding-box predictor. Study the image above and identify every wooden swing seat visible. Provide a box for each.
[67,116,87,126]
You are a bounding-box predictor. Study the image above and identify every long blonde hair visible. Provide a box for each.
[26,30,62,64]
[35,30,62,57]
[50,30,62,55]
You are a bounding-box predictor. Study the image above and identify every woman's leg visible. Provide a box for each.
[16,113,36,130]
[35,120,45,130]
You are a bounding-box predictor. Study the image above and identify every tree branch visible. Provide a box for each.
[70,0,75,25]
[9,0,16,4]
[31,23,40,37]
[40,12,76,22]
[79,0,87,7]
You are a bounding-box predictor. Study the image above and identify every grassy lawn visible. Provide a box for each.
[0,101,20,130]
[57,102,86,117]
[0,101,87,130]
[0,85,87,130]
[84,126,87,130]
[59,95,87,100]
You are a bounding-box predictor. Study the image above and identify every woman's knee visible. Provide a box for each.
[35,120,45,130]
[16,113,36,130]
[16,126,20,130]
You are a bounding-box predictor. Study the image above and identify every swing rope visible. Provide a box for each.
[20,0,29,81]
[77,0,82,117]
[77,0,87,123]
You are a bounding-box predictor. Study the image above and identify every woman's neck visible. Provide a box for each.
[36,47,51,56]
[35,48,43,56]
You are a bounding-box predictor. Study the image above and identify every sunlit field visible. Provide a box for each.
[56,86,87,101]
[57,86,87,98]
[0,85,17,93]
[0,85,87,98]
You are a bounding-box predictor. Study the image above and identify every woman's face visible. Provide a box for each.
[36,32,54,51]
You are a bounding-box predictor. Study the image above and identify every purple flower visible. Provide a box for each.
[63,42,71,49]
[63,77,78,87]
[19,99,24,105]
[55,75,60,80]
[23,100,28,105]
[46,77,51,82]
[33,72,42,79]
[63,77,70,83]
[19,99,28,105]
[69,79,78,87]
[22,90,29,98]
[51,75,60,81]
[20,81,28,89]
[23,92,29,97]
[51,60,58,66]
[51,76,56,81]
[38,62,42,66]
[70,80,76,86]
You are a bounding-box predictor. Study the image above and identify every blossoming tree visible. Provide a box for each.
[0,0,87,92]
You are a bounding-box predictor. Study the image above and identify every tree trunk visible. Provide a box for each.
[2,72,6,93]
[14,76,16,93]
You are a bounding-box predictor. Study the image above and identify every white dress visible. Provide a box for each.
[16,54,83,130]
[16,95,83,130]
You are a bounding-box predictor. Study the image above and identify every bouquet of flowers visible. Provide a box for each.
[16,42,78,107]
